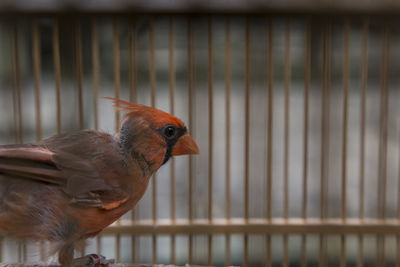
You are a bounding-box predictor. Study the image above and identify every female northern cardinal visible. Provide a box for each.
[0,98,199,266]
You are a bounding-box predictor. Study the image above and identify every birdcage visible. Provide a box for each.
[0,1,399,266]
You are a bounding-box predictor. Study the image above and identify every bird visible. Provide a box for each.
[0,98,199,266]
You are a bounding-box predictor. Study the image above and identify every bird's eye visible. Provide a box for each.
[164,126,176,139]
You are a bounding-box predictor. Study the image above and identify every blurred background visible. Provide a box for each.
[0,1,400,266]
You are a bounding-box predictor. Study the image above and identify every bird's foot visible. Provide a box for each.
[71,254,115,267]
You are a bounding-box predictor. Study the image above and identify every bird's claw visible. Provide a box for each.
[88,254,115,267]
[72,254,115,267]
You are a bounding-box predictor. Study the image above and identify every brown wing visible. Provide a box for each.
[0,131,130,210]
[0,145,65,185]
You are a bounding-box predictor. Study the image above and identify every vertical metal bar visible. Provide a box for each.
[342,20,350,222]
[377,235,384,266]
[112,18,122,263]
[358,19,368,267]
[152,235,157,265]
[377,21,391,267]
[149,16,157,219]
[301,20,311,267]
[244,17,250,223]
[358,235,363,267]
[208,235,213,266]
[115,235,120,263]
[319,235,326,267]
[266,235,271,267]
[188,17,194,223]
[11,23,23,144]
[282,19,291,267]
[113,18,121,130]
[225,17,231,223]
[129,18,137,228]
[169,16,176,222]
[207,16,214,267]
[128,18,137,263]
[320,22,331,222]
[92,18,99,131]
[169,16,176,266]
[341,235,346,267]
[397,83,400,267]
[149,17,156,109]
[283,235,288,267]
[32,20,42,141]
[225,235,231,266]
[129,19,137,103]
[243,16,250,267]
[75,20,84,130]
[131,235,136,264]
[225,16,232,267]
[208,16,214,223]
[149,17,157,265]
[283,19,291,222]
[53,19,62,134]
[188,235,193,265]
[243,234,248,267]
[96,235,102,255]
[378,21,390,222]
[340,20,350,267]
[301,235,307,267]
[187,17,194,266]
[319,21,331,267]
[266,18,274,222]
[265,18,274,267]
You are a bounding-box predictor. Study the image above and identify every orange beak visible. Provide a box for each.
[172,133,200,156]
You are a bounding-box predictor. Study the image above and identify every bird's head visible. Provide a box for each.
[106,98,199,173]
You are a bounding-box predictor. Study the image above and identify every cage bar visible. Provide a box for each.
[11,22,23,144]
[244,17,250,223]
[283,19,290,222]
[113,18,121,130]
[75,20,84,130]
[129,19,137,103]
[53,19,62,134]
[32,19,42,141]
[225,16,231,267]
[129,19,137,228]
[320,21,331,222]
[376,20,391,267]
[266,18,273,223]
[207,15,214,267]
[319,20,331,267]
[357,19,369,267]
[243,16,250,267]
[282,19,291,267]
[208,16,213,224]
[92,18,99,131]
[169,16,176,266]
[148,16,157,265]
[340,19,350,267]
[187,17,194,266]
[300,19,311,267]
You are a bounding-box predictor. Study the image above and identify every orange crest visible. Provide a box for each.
[104,97,185,129]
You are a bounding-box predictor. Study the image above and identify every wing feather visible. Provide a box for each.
[0,146,65,185]
[0,131,130,210]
